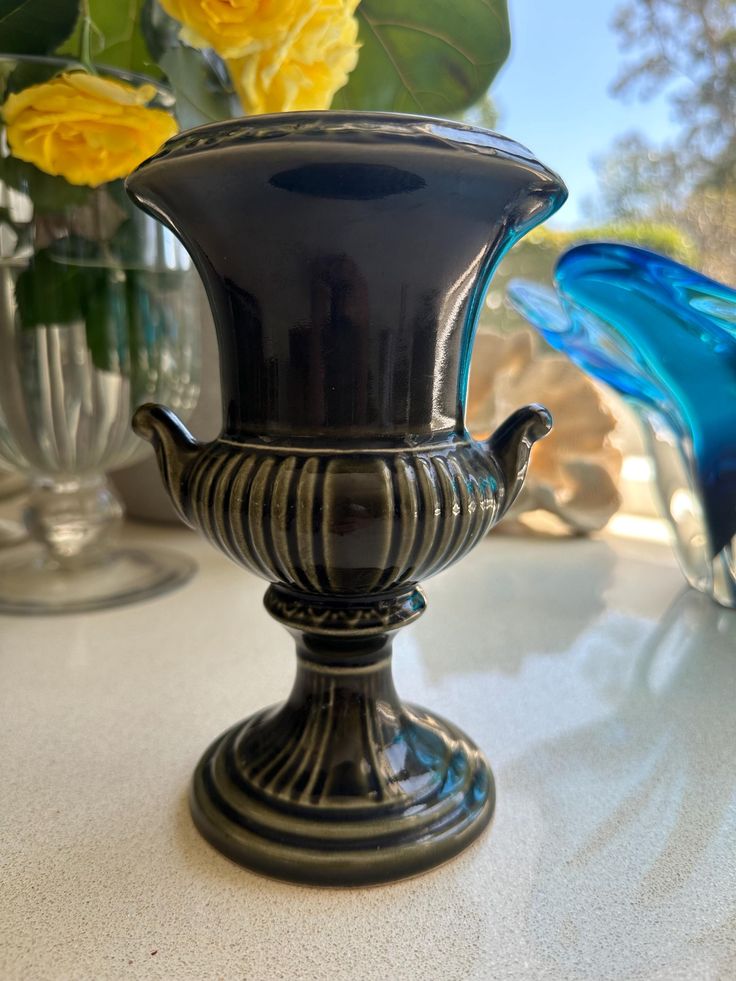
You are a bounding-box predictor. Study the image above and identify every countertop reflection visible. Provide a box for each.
[1,521,733,981]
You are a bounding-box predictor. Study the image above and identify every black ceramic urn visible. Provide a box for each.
[127,111,567,886]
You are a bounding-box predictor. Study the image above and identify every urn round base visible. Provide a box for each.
[190,707,494,887]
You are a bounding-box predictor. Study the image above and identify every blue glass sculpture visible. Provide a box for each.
[508,243,736,609]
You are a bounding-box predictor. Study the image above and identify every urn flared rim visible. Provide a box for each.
[129,109,566,195]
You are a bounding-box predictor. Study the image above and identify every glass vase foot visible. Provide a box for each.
[0,545,195,615]
[190,631,495,886]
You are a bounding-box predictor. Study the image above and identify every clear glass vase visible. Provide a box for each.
[0,470,26,547]
[0,56,200,613]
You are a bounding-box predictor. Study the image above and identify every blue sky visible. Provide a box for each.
[493,0,677,226]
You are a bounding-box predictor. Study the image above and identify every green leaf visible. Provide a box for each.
[140,0,180,62]
[0,156,91,211]
[15,242,123,372]
[61,0,162,78]
[81,264,120,373]
[332,0,510,115]
[12,226,183,374]
[15,246,91,328]
[0,0,79,56]
[143,1,238,126]
[2,59,64,99]
[159,45,238,128]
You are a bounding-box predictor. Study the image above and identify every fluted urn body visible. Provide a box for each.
[127,112,566,885]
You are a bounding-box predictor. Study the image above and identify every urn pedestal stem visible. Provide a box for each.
[191,596,494,886]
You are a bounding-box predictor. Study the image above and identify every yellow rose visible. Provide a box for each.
[1,72,178,188]
[228,0,360,114]
[158,0,311,59]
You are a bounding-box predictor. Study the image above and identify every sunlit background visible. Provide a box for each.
[487,0,735,281]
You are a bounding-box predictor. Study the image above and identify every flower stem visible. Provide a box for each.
[78,0,99,75]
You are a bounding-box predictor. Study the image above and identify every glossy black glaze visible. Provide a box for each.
[190,630,494,886]
[127,112,567,886]
[127,113,565,443]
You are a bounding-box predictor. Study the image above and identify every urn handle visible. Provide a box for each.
[132,403,204,527]
[487,404,552,520]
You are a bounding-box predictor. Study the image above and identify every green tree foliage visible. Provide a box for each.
[611,0,736,189]
[590,0,736,283]
[589,133,685,219]
[484,224,698,335]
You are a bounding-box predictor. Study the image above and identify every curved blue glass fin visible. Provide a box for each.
[555,244,736,556]
[508,244,736,608]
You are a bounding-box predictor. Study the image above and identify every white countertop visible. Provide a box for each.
[1,521,735,981]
